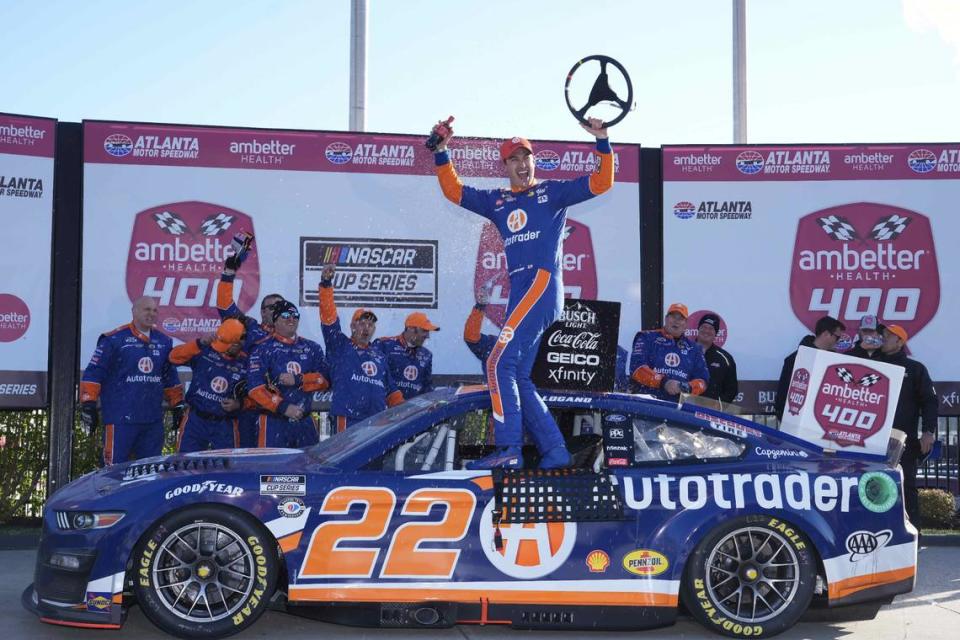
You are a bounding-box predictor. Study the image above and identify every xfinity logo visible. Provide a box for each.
[845,529,892,561]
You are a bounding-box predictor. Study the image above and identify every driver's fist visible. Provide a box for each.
[284,404,305,420]
[321,264,336,284]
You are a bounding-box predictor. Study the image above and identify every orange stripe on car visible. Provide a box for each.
[278,531,303,553]
[288,587,677,607]
[828,566,916,600]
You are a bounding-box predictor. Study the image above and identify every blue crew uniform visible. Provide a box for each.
[463,304,497,372]
[169,340,247,453]
[80,324,183,465]
[318,285,404,432]
[629,329,710,402]
[217,274,276,446]
[435,138,614,465]
[247,335,329,448]
[376,335,433,399]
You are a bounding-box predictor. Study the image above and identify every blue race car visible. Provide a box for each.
[23,386,916,639]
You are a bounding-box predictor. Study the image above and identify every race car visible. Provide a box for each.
[23,386,916,638]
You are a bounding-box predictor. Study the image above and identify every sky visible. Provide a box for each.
[2,0,959,145]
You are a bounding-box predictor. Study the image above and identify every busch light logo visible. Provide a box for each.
[673,201,696,220]
[790,203,940,342]
[685,309,728,348]
[845,529,892,561]
[325,142,353,165]
[907,149,936,174]
[534,150,561,171]
[735,150,764,175]
[104,133,133,158]
[814,363,890,447]
[787,368,810,416]
[125,201,260,343]
[475,219,597,327]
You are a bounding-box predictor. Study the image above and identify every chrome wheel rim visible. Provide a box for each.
[705,526,800,623]
[151,522,256,622]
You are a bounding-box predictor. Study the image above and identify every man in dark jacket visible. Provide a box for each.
[847,314,884,360]
[696,314,738,403]
[775,316,845,422]
[879,324,938,525]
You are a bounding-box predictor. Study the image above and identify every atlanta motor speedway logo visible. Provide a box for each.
[789,202,939,341]
[125,201,260,343]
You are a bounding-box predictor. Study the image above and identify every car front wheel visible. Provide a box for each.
[132,505,279,639]
[682,515,816,638]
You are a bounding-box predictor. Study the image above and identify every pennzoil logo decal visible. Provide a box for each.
[622,549,669,576]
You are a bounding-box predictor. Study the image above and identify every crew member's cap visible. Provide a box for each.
[352,308,378,323]
[698,313,721,331]
[885,324,908,343]
[212,319,245,353]
[666,303,689,319]
[859,314,879,331]
[271,300,300,322]
[500,136,534,162]
[405,312,440,331]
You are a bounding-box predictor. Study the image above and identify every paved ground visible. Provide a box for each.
[4,544,959,639]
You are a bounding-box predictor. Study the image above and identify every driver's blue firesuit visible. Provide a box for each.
[629,329,709,402]
[435,138,613,463]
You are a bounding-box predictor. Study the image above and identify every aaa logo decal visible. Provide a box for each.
[790,203,939,342]
[479,500,576,579]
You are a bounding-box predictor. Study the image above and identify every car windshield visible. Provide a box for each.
[306,389,458,465]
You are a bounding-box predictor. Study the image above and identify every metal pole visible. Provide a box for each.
[349,0,368,132]
[733,0,747,143]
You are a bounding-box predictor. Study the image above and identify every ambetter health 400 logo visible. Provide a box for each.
[125,201,260,342]
[790,202,939,340]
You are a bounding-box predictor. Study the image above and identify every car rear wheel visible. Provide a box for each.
[682,515,816,638]
[132,505,279,639]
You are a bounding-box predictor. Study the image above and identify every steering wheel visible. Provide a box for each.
[564,55,634,128]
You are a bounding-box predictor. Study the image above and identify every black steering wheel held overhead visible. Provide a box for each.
[564,55,634,128]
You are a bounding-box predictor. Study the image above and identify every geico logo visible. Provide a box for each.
[797,245,926,271]
[133,238,232,262]
[342,246,418,266]
[164,480,244,500]
[229,139,296,155]
[623,473,859,513]
[547,352,599,366]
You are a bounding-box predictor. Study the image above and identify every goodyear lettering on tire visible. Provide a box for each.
[694,578,764,637]
[232,535,268,627]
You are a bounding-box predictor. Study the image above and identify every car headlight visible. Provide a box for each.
[55,511,125,530]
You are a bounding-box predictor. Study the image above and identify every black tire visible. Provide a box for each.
[681,515,816,638]
[132,505,279,639]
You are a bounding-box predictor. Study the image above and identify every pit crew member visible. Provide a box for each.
[630,303,709,402]
[376,312,439,399]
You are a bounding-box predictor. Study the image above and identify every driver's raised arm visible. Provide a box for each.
[431,119,496,219]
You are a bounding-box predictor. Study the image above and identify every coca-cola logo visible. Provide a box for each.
[787,368,810,416]
[814,363,890,447]
[685,309,728,348]
[790,203,939,341]
[475,219,597,327]
[125,201,260,343]
[0,293,30,342]
[546,330,600,350]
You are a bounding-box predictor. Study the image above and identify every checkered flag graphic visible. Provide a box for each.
[198,213,235,237]
[836,367,855,383]
[869,214,911,241]
[153,211,189,235]
[858,374,881,387]
[817,215,860,242]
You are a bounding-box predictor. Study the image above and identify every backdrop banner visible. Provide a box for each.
[0,113,56,408]
[82,121,641,400]
[663,144,958,414]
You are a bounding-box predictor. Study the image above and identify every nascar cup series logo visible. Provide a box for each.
[0,294,30,342]
[125,201,260,343]
[814,363,891,447]
[475,219,597,327]
[789,203,939,341]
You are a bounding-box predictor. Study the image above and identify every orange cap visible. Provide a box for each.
[885,324,908,343]
[351,308,378,323]
[666,303,689,319]
[500,136,533,162]
[212,318,245,353]
[405,312,440,331]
